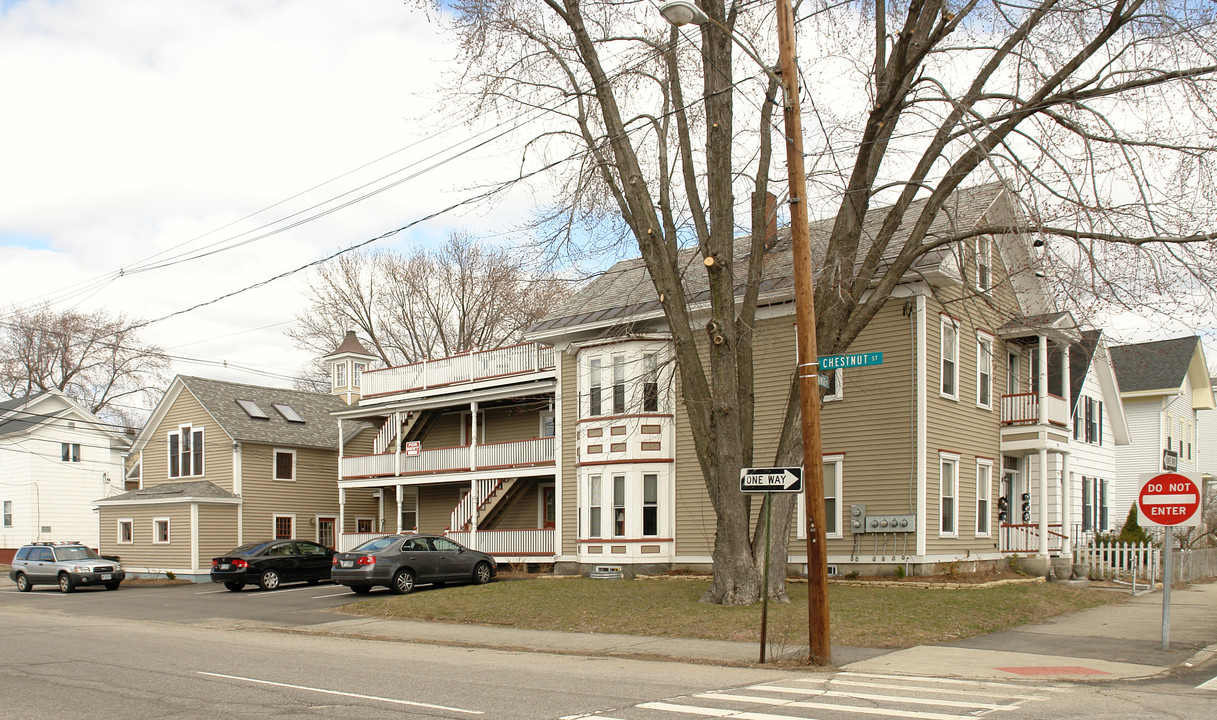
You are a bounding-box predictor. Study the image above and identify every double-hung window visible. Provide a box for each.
[940,317,959,399]
[588,359,603,416]
[976,237,991,291]
[273,449,296,481]
[153,517,171,544]
[3,500,11,528]
[168,425,204,478]
[823,456,841,537]
[117,519,133,544]
[976,334,993,409]
[334,362,347,389]
[274,515,294,540]
[353,362,364,388]
[1084,397,1102,444]
[588,475,602,538]
[976,460,992,536]
[642,353,659,412]
[642,474,659,536]
[611,355,626,414]
[940,453,959,536]
[612,475,626,537]
[61,443,81,462]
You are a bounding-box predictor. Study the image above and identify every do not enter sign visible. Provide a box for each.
[1138,473,1202,527]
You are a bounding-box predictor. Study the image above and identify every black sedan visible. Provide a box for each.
[331,534,496,595]
[210,540,334,591]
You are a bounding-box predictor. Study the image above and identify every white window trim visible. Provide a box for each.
[3,500,13,528]
[975,459,993,537]
[353,362,364,389]
[939,452,959,537]
[273,514,296,540]
[581,342,674,419]
[356,516,378,534]
[273,448,297,482]
[582,467,670,540]
[976,332,994,410]
[334,361,347,389]
[796,454,844,539]
[153,517,171,544]
[823,368,843,402]
[538,482,556,529]
[975,236,991,291]
[539,410,555,438]
[117,518,134,544]
[167,425,205,479]
[940,316,960,401]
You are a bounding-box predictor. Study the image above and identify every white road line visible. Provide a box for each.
[833,672,1068,692]
[0,591,67,597]
[792,677,1043,701]
[196,671,482,714]
[311,591,354,598]
[694,691,989,720]
[195,589,229,594]
[743,684,1016,711]
[245,585,324,597]
[1197,675,1217,691]
[636,703,785,718]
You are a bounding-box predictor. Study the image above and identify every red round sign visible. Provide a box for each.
[1138,473,1201,526]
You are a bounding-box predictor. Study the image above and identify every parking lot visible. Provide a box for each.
[0,571,409,627]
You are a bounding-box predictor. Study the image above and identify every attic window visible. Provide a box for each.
[236,399,270,419]
[273,404,305,423]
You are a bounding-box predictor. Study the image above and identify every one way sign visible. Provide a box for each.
[740,467,803,493]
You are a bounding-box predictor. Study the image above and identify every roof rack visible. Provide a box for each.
[29,540,83,546]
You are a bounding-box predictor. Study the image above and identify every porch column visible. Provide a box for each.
[378,488,385,532]
[1038,448,1050,558]
[1061,452,1073,557]
[396,484,404,533]
[470,479,479,550]
[394,411,402,477]
[470,400,479,471]
[338,487,346,549]
[1037,335,1048,425]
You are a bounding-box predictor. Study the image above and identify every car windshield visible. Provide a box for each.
[352,537,397,553]
[229,542,273,555]
[54,546,101,561]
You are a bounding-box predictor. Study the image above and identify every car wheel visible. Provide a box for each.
[58,574,76,593]
[350,585,372,595]
[390,568,415,595]
[472,561,493,585]
[224,582,244,592]
[104,582,121,591]
[14,573,31,592]
[258,569,281,591]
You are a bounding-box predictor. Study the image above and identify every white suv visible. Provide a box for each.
[9,542,125,593]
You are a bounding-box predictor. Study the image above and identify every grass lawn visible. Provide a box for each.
[341,577,1123,649]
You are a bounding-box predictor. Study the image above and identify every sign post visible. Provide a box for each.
[741,467,803,662]
[1137,472,1203,650]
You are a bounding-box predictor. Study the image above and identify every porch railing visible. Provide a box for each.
[362,342,555,398]
[341,437,555,479]
[450,478,502,532]
[1074,541,1158,582]
[447,529,555,556]
[1000,392,1068,426]
[999,522,1066,554]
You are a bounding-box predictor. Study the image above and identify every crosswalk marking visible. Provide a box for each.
[740,684,1019,710]
[586,671,1049,720]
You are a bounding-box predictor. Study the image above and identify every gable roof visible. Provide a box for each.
[529,182,1040,338]
[1110,336,1215,409]
[131,375,374,454]
[0,389,131,447]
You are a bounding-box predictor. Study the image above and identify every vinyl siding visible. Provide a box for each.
[1116,399,1166,520]
[98,503,193,569]
[418,484,462,534]
[197,505,239,567]
[240,443,341,543]
[141,389,234,492]
[343,426,376,456]
[560,351,579,555]
[483,406,547,444]
[490,480,544,530]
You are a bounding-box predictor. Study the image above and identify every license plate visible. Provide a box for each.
[340,560,354,568]
[219,564,230,570]
[100,574,112,580]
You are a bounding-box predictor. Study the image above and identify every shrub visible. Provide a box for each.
[1116,505,1152,546]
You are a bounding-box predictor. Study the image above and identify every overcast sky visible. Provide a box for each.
[0,0,542,403]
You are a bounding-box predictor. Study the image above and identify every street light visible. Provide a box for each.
[659,0,831,666]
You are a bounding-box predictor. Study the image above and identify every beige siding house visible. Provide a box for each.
[526,182,1095,576]
[95,375,375,581]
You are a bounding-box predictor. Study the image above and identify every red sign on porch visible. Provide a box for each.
[1137,473,1202,527]
[404,441,421,456]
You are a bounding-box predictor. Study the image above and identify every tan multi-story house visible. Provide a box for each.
[95,375,375,580]
[329,333,559,561]
[522,182,1101,576]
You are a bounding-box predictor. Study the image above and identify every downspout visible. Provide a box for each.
[915,295,928,557]
[190,503,200,575]
[232,442,243,546]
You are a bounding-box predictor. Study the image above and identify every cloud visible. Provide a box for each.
[0,0,535,396]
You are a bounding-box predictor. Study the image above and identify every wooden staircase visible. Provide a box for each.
[449,477,521,531]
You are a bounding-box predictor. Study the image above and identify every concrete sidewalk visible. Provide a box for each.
[290,582,1217,681]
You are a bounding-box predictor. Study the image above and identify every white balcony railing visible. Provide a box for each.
[341,436,556,480]
[447,529,555,556]
[362,343,555,399]
[999,523,1066,554]
[1000,393,1068,426]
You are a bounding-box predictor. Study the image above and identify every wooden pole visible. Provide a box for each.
[775,0,830,666]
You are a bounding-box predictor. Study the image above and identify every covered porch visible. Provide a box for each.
[337,472,556,563]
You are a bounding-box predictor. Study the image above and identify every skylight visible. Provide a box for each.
[236,399,269,419]
[273,404,305,423]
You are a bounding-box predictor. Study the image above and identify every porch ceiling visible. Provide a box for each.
[333,378,556,419]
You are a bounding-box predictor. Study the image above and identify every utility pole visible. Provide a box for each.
[775,0,831,666]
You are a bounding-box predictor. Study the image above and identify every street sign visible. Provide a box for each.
[818,351,883,370]
[404,441,421,457]
[1138,472,1202,527]
[1163,449,1178,472]
[740,467,803,493]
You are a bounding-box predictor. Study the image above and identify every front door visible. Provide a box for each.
[542,486,556,530]
[317,517,336,549]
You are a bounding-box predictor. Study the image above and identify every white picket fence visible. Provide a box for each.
[1074,541,1159,582]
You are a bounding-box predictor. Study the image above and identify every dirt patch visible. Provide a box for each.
[122,577,195,588]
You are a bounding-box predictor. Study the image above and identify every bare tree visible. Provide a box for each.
[0,304,170,428]
[289,231,572,383]
[442,0,1217,605]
